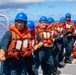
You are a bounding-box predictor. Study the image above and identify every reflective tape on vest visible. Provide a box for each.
[58,27,60,31]
[66,24,71,28]
[43,32,50,38]
[23,39,28,48]
[47,32,50,38]
[74,30,76,33]
[15,40,22,50]
[51,30,54,35]
[43,32,46,38]
[32,39,35,46]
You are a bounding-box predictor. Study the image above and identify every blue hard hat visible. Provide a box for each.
[65,13,71,18]
[60,17,66,22]
[15,12,27,21]
[47,17,54,23]
[39,16,47,22]
[26,20,35,31]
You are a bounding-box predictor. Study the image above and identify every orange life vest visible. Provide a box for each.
[47,25,58,39]
[30,29,38,47]
[65,24,73,33]
[66,20,72,25]
[72,24,76,36]
[72,40,76,58]
[21,29,39,57]
[7,25,32,58]
[55,22,66,35]
[65,20,73,33]
[36,24,53,45]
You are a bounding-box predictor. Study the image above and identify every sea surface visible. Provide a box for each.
[0,20,75,40]
[0,21,39,40]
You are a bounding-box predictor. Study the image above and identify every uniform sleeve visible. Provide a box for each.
[36,30,43,42]
[0,30,12,52]
[72,28,74,35]
[55,31,60,41]
[63,31,67,37]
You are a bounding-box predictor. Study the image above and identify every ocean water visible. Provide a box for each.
[0,21,39,40]
[0,21,13,40]
[0,20,75,40]
[0,21,9,40]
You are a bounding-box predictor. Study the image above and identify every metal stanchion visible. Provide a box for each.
[0,14,9,75]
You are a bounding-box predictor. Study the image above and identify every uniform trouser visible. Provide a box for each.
[73,37,76,41]
[58,43,64,62]
[65,37,74,59]
[51,44,60,71]
[57,38,65,62]
[24,55,38,75]
[34,49,40,69]
[2,56,27,75]
[39,47,54,75]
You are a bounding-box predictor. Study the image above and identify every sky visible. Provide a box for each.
[0,0,76,21]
